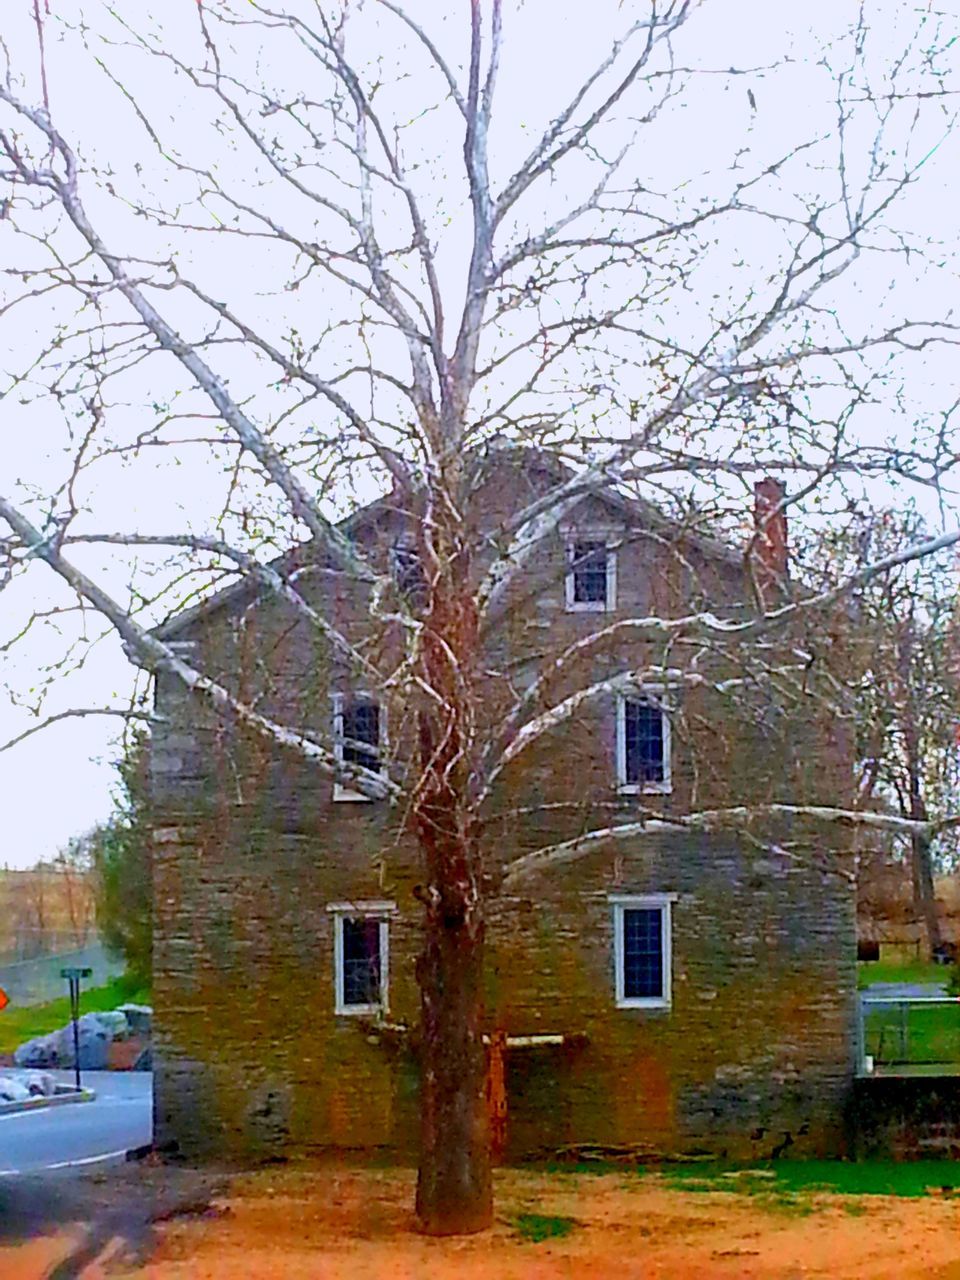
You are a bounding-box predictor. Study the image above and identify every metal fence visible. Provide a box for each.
[0,942,123,1007]
[858,994,960,1077]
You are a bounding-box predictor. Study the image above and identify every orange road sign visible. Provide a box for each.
[0,989,8,1012]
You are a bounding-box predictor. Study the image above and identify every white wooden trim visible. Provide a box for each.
[615,689,672,795]
[331,902,394,1016]
[326,900,398,914]
[610,893,674,1010]
[332,691,388,802]
[564,536,618,612]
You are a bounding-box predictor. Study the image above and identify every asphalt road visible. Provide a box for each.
[0,1073,152,1178]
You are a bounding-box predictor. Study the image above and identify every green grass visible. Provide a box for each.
[512,1213,577,1243]
[0,976,150,1055]
[537,1160,651,1176]
[863,1000,960,1067]
[661,1160,960,1198]
[857,960,946,989]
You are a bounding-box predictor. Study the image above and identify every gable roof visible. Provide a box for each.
[153,446,744,641]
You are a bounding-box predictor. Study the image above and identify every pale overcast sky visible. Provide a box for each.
[1,1,958,866]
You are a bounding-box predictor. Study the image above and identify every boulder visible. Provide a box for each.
[91,1010,130,1040]
[118,1004,153,1036]
[14,1030,65,1069]
[132,1043,152,1072]
[14,1006,144,1071]
[0,1076,31,1103]
[68,1013,113,1069]
[21,1070,55,1097]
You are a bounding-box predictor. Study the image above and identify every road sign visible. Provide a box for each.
[0,988,7,1012]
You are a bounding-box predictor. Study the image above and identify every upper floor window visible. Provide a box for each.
[565,537,616,612]
[328,900,395,1015]
[610,893,674,1009]
[391,542,428,607]
[616,693,671,794]
[333,694,385,802]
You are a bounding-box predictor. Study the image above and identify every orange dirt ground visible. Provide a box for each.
[12,1166,957,1280]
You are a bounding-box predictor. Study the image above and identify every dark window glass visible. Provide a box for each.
[624,699,665,785]
[571,540,608,604]
[393,544,428,606]
[341,917,382,1006]
[341,700,381,772]
[622,908,663,1000]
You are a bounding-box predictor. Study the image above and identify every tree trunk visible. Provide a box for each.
[412,550,492,1235]
[415,896,492,1234]
[910,831,942,958]
[897,618,943,959]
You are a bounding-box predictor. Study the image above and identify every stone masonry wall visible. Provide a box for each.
[151,458,857,1162]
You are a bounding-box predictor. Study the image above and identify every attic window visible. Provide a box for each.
[565,538,616,612]
[333,694,386,802]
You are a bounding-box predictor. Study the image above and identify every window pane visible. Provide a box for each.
[342,917,382,1006]
[393,545,428,605]
[342,701,380,772]
[622,908,663,999]
[624,700,664,784]
[572,540,608,604]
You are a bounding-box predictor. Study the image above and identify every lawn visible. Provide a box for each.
[660,1158,960,1197]
[0,977,150,1056]
[856,958,960,1069]
[862,998,960,1068]
[856,959,947,989]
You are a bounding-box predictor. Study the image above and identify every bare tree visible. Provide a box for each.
[2,1,960,1232]
[821,509,960,958]
[53,834,98,950]
[5,870,47,960]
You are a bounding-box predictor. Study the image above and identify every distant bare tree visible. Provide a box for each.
[53,835,97,950]
[5,871,47,961]
[2,1,959,1231]
[818,509,960,958]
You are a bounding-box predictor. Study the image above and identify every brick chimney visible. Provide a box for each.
[752,477,788,598]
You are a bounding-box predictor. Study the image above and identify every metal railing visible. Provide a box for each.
[858,994,960,1077]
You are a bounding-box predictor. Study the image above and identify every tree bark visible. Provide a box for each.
[897,619,943,959]
[415,890,492,1234]
[910,828,942,958]
[412,547,493,1235]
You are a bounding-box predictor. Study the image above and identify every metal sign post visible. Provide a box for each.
[60,967,93,1092]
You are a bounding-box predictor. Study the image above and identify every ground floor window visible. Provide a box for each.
[328,901,395,1015]
[609,893,675,1009]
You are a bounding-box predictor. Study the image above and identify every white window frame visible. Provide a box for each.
[610,893,676,1010]
[616,687,672,795]
[332,692,387,803]
[328,900,396,1016]
[564,534,618,612]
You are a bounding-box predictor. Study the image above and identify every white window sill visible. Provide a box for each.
[617,782,673,796]
[334,1003,385,1017]
[616,996,671,1011]
[565,600,610,613]
[333,785,375,803]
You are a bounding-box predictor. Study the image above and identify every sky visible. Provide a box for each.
[1,0,958,866]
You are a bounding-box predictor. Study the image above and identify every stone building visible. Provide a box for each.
[150,452,857,1162]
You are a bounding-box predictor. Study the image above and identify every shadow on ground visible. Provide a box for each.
[0,1163,229,1278]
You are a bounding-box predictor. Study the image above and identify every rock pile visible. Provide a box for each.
[0,1070,55,1102]
[14,1006,152,1071]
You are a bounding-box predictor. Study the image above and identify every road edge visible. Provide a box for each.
[0,1087,96,1117]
